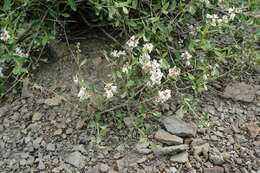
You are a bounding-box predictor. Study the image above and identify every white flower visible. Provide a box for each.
[148,69,163,87]
[104,83,117,99]
[122,64,129,73]
[222,15,229,23]
[126,36,139,48]
[203,74,208,81]
[0,30,10,41]
[77,87,91,100]
[111,50,126,58]
[143,43,153,53]
[181,51,192,66]
[0,67,4,77]
[13,47,28,58]
[73,75,79,85]
[168,66,180,78]
[156,89,171,103]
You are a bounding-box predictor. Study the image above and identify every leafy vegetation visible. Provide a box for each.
[1,0,259,137]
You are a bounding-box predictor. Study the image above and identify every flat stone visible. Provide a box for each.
[38,160,45,170]
[162,116,197,137]
[204,167,224,173]
[100,163,109,172]
[76,121,86,130]
[170,151,189,163]
[115,158,128,171]
[46,143,56,151]
[32,112,42,122]
[244,123,260,138]
[154,129,183,145]
[54,129,63,136]
[62,151,86,168]
[222,82,256,102]
[153,144,189,156]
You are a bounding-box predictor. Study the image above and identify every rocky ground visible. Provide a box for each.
[0,39,259,173]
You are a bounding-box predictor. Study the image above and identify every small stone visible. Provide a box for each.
[162,116,196,137]
[222,82,256,102]
[170,151,189,163]
[153,144,189,156]
[32,112,43,122]
[226,135,235,144]
[136,157,147,164]
[209,148,224,165]
[63,151,86,168]
[244,123,260,138]
[66,128,73,135]
[169,167,178,173]
[100,163,109,173]
[124,117,136,128]
[154,129,183,145]
[185,162,192,169]
[115,159,128,171]
[113,153,121,159]
[204,167,224,173]
[54,129,63,136]
[76,121,86,130]
[21,81,31,98]
[175,108,184,120]
[46,143,56,151]
[38,160,45,170]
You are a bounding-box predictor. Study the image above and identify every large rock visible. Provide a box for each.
[170,151,189,163]
[62,151,86,168]
[154,129,183,145]
[222,82,256,102]
[162,116,196,137]
[153,144,189,156]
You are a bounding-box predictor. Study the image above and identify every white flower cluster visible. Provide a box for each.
[206,8,241,26]
[0,30,10,41]
[181,51,192,66]
[228,8,241,20]
[13,48,28,58]
[143,43,153,53]
[139,47,164,87]
[111,50,126,58]
[168,66,180,79]
[104,83,117,99]
[77,87,91,100]
[126,36,139,48]
[156,89,171,103]
[122,63,129,73]
[200,0,209,4]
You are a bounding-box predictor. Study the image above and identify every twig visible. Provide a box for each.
[78,9,121,46]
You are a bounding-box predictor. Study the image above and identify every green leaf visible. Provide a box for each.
[122,7,129,14]
[67,0,76,11]
[188,5,196,15]
[62,13,71,18]
[3,0,12,11]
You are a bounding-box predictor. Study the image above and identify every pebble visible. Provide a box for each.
[46,143,56,151]
[170,151,189,163]
[100,163,109,173]
[62,151,86,168]
[153,144,189,156]
[204,166,224,173]
[32,112,43,122]
[54,128,63,136]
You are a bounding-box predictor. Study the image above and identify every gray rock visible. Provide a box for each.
[209,148,224,165]
[21,81,31,98]
[38,160,45,170]
[162,116,197,137]
[204,167,224,173]
[100,163,109,173]
[115,158,128,171]
[124,117,136,128]
[135,142,152,154]
[154,129,183,145]
[170,151,189,163]
[46,143,56,151]
[153,144,189,156]
[191,139,210,162]
[66,128,73,135]
[253,64,260,74]
[222,82,256,102]
[62,151,86,168]
[169,167,178,173]
[175,107,184,120]
[32,112,43,122]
